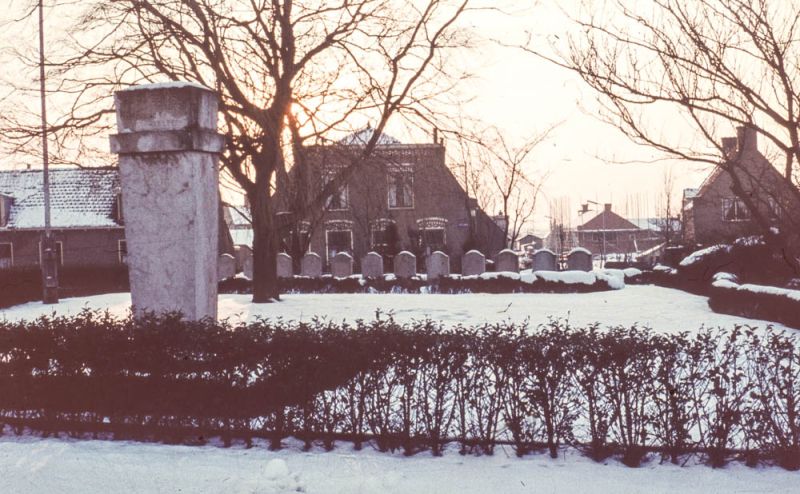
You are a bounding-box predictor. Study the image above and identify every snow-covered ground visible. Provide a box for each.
[1,437,796,494]
[1,287,795,492]
[1,285,788,333]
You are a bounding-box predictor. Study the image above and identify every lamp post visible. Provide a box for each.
[39,0,58,303]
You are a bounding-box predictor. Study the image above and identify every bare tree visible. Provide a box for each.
[467,125,554,249]
[527,0,800,263]
[2,0,478,301]
[654,166,680,246]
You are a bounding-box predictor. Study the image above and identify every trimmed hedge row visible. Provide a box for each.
[0,312,797,469]
[220,274,619,295]
[709,283,800,330]
[0,266,129,309]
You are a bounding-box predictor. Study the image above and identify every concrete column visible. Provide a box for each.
[110,82,224,320]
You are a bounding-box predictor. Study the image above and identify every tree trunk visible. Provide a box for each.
[251,187,280,302]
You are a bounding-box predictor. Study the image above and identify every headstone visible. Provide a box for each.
[235,245,252,272]
[276,252,293,278]
[462,250,486,276]
[426,251,450,280]
[110,83,224,320]
[362,251,384,279]
[531,249,557,271]
[567,248,593,272]
[218,253,236,281]
[394,251,416,278]
[495,249,519,273]
[301,252,322,278]
[331,252,353,278]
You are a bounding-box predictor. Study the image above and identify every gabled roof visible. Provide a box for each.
[578,208,639,231]
[0,167,121,229]
[338,126,402,146]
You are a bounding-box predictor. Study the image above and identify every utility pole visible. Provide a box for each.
[39,0,58,303]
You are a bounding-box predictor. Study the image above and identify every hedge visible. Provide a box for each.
[0,266,130,309]
[708,282,800,330]
[0,312,797,469]
[220,274,619,295]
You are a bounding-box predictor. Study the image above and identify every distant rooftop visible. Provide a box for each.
[0,167,120,229]
[338,127,402,146]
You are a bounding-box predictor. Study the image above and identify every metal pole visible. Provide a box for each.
[39,0,58,303]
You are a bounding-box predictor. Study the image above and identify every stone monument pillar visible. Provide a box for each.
[110,82,224,320]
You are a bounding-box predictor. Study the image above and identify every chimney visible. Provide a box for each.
[736,126,757,154]
[433,127,438,144]
[721,137,737,159]
[604,203,612,212]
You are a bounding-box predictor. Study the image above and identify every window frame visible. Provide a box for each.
[0,242,13,268]
[387,163,415,210]
[118,239,127,264]
[721,197,751,222]
[323,171,350,211]
[38,240,64,266]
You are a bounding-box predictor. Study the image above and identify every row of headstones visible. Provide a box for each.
[238,247,594,280]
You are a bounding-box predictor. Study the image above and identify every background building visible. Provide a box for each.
[682,127,799,247]
[274,128,507,271]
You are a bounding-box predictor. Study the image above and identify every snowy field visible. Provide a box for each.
[1,437,797,494]
[1,285,790,333]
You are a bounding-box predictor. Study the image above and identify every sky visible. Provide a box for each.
[0,0,723,236]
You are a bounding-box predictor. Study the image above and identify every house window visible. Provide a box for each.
[38,240,64,266]
[325,220,353,262]
[768,198,781,220]
[118,240,127,264]
[0,242,12,269]
[114,192,124,224]
[280,221,311,255]
[416,217,447,253]
[370,219,396,249]
[388,164,414,209]
[324,172,349,211]
[722,198,750,221]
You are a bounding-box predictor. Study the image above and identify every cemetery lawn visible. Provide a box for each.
[1,285,790,334]
[0,286,793,494]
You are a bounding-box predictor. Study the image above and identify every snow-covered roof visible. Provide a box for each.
[683,188,699,199]
[224,205,251,228]
[0,167,121,229]
[338,127,402,146]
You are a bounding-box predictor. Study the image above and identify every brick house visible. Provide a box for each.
[275,128,507,270]
[0,167,126,269]
[682,127,800,247]
[575,204,662,257]
[1,167,234,271]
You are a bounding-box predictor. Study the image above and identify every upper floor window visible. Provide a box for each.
[324,172,349,211]
[722,198,750,222]
[388,164,414,209]
[767,198,781,220]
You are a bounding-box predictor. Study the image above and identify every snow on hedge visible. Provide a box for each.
[679,244,731,267]
[713,279,800,302]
